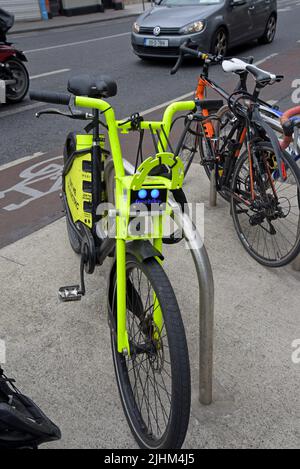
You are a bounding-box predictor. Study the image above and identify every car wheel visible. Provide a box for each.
[258,14,277,44]
[210,28,228,57]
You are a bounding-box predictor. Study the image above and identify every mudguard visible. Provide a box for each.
[15,50,27,62]
[253,107,283,164]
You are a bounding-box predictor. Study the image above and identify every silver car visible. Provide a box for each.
[132,0,277,59]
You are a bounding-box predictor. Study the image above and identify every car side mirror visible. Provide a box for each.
[230,0,246,6]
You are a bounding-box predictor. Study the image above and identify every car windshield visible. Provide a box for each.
[158,0,222,6]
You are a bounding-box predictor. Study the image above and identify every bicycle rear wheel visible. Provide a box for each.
[178,119,201,176]
[111,254,191,449]
[199,106,237,201]
[231,142,300,267]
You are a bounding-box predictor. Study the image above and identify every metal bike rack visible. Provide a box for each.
[123,160,215,405]
[0,80,6,104]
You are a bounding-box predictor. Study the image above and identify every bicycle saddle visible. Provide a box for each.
[245,64,274,85]
[68,74,117,99]
[222,58,247,74]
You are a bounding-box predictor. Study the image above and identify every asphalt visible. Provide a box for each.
[0,159,299,449]
[9,3,148,35]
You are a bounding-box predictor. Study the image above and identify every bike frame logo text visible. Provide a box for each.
[291,79,300,104]
[291,339,300,364]
[0,339,6,364]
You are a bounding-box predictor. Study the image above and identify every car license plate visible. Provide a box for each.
[144,38,169,47]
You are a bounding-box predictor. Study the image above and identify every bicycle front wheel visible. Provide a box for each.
[111,254,191,449]
[231,142,300,267]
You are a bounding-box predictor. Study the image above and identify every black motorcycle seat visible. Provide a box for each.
[67,74,117,99]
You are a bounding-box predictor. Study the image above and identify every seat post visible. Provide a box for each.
[91,108,102,235]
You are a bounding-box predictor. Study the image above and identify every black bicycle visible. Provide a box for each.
[172,44,300,268]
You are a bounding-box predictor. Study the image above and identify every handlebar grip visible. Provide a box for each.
[180,46,203,58]
[30,90,71,106]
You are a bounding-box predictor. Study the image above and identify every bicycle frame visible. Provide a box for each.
[73,96,196,354]
[194,64,288,196]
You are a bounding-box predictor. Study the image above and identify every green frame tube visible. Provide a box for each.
[75,96,196,354]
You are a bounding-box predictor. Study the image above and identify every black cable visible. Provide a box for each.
[149,124,159,154]
[134,129,145,172]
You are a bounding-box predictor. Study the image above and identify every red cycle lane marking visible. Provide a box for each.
[0,153,64,249]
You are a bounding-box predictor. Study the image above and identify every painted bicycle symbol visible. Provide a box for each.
[0,156,63,211]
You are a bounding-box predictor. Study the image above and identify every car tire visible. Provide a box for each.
[258,14,277,44]
[210,28,228,57]
[5,57,29,103]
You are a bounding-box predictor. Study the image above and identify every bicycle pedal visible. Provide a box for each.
[58,285,82,302]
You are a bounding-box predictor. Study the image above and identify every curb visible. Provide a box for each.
[9,12,140,35]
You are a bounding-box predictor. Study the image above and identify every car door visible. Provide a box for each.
[226,0,254,45]
[248,0,272,37]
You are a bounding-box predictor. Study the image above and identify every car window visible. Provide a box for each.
[159,0,223,6]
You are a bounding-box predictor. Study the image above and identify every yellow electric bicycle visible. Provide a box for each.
[30,75,196,449]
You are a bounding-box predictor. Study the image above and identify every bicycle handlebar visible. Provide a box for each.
[30,90,72,106]
[171,42,225,75]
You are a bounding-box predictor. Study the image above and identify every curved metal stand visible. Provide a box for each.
[123,159,215,405]
[292,256,300,271]
[209,168,217,207]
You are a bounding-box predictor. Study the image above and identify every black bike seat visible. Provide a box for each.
[68,74,117,99]
[246,65,274,86]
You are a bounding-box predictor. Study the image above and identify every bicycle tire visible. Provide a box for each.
[231,142,300,267]
[111,254,191,449]
[178,119,200,177]
[199,105,236,201]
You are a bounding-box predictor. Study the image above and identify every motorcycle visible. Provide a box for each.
[0,8,29,104]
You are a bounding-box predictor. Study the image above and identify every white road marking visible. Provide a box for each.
[254,53,279,66]
[278,7,292,11]
[24,31,131,54]
[141,91,195,116]
[0,152,45,172]
[30,69,70,80]
[0,102,45,118]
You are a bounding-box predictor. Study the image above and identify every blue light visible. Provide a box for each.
[151,189,160,199]
[138,189,147,199]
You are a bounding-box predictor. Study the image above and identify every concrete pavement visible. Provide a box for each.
[0,161,299,449]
